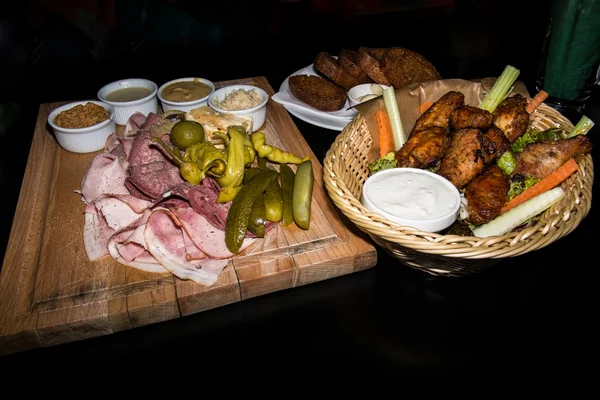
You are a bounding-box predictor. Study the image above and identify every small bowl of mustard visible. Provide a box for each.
[48,100,116,153]
[158,77,216,113]
[97,78,158,125]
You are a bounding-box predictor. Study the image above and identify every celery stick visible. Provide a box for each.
[566,115,594,138]
[479,65,521,113]
[472,187,564,238]
[383,86,406,150]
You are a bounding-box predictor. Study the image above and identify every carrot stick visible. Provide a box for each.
[526,90,549,114]
[501,158,579,214]
[419,101,434,114]
[375,109,394,157]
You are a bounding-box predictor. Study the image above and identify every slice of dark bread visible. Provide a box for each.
[338,49,372,84]
[313,52,361,90]
[355,47,391,86]
[288,74,347,112]
[380,47,441,88]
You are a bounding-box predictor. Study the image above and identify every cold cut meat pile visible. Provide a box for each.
[79,112,255,286]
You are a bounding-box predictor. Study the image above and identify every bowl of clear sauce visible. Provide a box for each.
[97,78,158,125]
[360,167,461,232]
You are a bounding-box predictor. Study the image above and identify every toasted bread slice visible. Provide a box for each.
[313,52,361,90]
[338,49,372,84]
[288,74,347,112]
[380,47,441,88]
[356,47,391,86]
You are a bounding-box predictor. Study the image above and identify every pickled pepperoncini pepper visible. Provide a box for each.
[150,137,226,185]
[250,132,310,164]
[184,142,227,178]
[215,125,248,203]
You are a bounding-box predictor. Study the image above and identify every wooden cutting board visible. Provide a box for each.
[0,76,377,355]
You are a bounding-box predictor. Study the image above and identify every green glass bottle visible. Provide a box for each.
[535,0,600,115]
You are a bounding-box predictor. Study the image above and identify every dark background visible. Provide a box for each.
[1,0,599,380]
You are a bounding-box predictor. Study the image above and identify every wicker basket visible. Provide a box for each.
[323,103,594,277]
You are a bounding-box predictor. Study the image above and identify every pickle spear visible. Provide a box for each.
[247,193,266,238]
[225,169,278,253]
[280,163,295,226]
[264,178,283,222]
[292,159,314,230]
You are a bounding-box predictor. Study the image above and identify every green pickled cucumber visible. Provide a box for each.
[264,178,283,222]
[292,159,314,230]
[280,163,295,226]
[225,169,278,253]
[247,193,266,238]
[243,167,262,184]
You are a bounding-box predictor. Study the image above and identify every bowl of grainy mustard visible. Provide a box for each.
[48,100,116,153]
[208,84,269,132]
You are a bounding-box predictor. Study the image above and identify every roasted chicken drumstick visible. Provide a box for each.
[512,135,592,179]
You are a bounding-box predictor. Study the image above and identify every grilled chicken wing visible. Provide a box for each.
[493,94,529,142]
[512,135,592,179]
[412,91,465,133]
[395,127,450,169]
[482,124,511,165]
[437,128,486,189]
[465,165,510,225]
[450,105,494,130]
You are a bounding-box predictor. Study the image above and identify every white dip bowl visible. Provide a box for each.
[48,100,116,153]
[207,84,269,132]
[361,167,461,232]
[97,78,158,125]
[157,77,215,113]
[348,83,390,108]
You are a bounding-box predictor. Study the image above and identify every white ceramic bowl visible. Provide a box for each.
[348,83,390,108]
[207,84,269,132]
[157,77,216,113]
[360,167,461,232]
[97,78,158,125]
[47,100,116,153]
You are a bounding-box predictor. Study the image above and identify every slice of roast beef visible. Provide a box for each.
[125,165,186,201]
[125,121,186,200]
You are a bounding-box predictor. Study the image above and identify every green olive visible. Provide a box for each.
[170,120,205,150]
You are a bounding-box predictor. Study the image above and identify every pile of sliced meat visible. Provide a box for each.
[79,112,254,286]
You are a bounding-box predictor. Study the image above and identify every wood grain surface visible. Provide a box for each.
[0,76,377,355]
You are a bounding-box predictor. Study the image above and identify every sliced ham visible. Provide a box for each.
[83,202,114,261]
[107,209,168,273]
[93,194,152,232]
[144,209,229,286]
[83,194,151,260]
[124,111,148,137]
[173,206,254,259]
[80,153,130,203]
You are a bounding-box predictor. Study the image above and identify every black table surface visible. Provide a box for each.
[0,0,598,379]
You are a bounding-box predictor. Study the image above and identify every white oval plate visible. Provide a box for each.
[272,63,358,131]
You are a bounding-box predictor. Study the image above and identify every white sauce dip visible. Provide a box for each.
[364,169,458,221]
